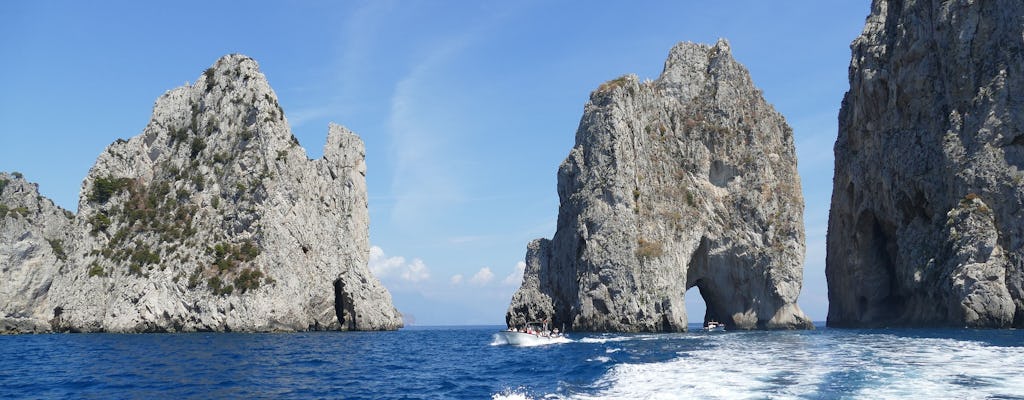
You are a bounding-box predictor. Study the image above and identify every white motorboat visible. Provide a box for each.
[704,320,726,332]
[495,322,568,346]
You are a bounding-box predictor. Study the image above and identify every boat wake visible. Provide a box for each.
[564,332,1024,399]
[578,332,701,345]
[491,388,533,400]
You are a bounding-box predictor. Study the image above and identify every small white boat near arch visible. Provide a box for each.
[494,321,570,346]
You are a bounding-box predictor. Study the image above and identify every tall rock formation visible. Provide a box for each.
[0,173,74,332]
[827,0,1024,328]
[1,54,402,332]
[506,40,813,332]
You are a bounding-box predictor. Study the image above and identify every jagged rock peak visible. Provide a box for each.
[2,54,405,333]
[323,122,364,167]
[656,39,735,100]
[826,0,1024,328]
[506,41,812,332]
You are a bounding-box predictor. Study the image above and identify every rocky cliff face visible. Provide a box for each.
[507,40,813,332]
[827,0,1024,328]
[1,54,402,332]
[0,173,74,332]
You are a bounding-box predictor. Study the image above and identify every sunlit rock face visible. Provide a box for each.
[0,173,74,333]
[507,40,813,332]
[1,55,402,332]
[827,0,1024,328]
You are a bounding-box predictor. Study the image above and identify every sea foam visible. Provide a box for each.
[560,332,1024,399]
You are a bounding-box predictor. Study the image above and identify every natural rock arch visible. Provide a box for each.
[506,40,813,332]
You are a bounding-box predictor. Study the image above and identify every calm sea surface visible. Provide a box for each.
[1,323,1022,399]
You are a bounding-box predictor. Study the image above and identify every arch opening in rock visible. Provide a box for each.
[684,284,721,328]
[684,237,727,328]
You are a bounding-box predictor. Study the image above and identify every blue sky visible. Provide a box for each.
[1,1,868,325]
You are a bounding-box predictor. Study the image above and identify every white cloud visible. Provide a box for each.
[503,261,526,286]
[403,259,430,282]
[450,274,464,285]
[369,245,430,282]
[469,267,494,285]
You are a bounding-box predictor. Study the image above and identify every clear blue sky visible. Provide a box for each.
[1,1,868,325]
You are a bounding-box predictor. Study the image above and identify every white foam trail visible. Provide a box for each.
[492,388,533,400]
[558,332,1024,399]
[856,337,1024,398]
[578,337,631,344]
[578,334,665,344]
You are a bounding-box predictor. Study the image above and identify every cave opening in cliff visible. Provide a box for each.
[333,278,355,330]
[854,210,906,323]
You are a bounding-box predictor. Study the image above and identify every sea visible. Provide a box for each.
[1,323,1022,399]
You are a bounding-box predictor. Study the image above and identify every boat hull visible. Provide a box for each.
[494,331,568,346]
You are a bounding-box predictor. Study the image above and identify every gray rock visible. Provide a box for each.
[507,40,813,332]
[827,0,1024,328]
[1,54,402,332]
[0,173,74,333]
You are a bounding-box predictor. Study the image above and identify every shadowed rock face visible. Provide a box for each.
[1,55,402,333]
[827,0,1024,328]
[507,40,813,332]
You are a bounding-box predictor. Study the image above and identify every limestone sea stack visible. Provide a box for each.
[827,0,1024,328]
[1,54,402,332]
[506,40,813,332]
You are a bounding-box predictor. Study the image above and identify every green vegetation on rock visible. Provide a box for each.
[47,238,67,261]
[89,176,131,203]
[88,263,106,278]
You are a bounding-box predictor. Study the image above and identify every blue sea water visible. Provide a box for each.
[1,323,1022,399]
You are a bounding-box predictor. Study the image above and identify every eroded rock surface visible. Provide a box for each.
[827,0,1024,328]
[507,40,813,332]
[0,173,74,333]
[1,55,402,332]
